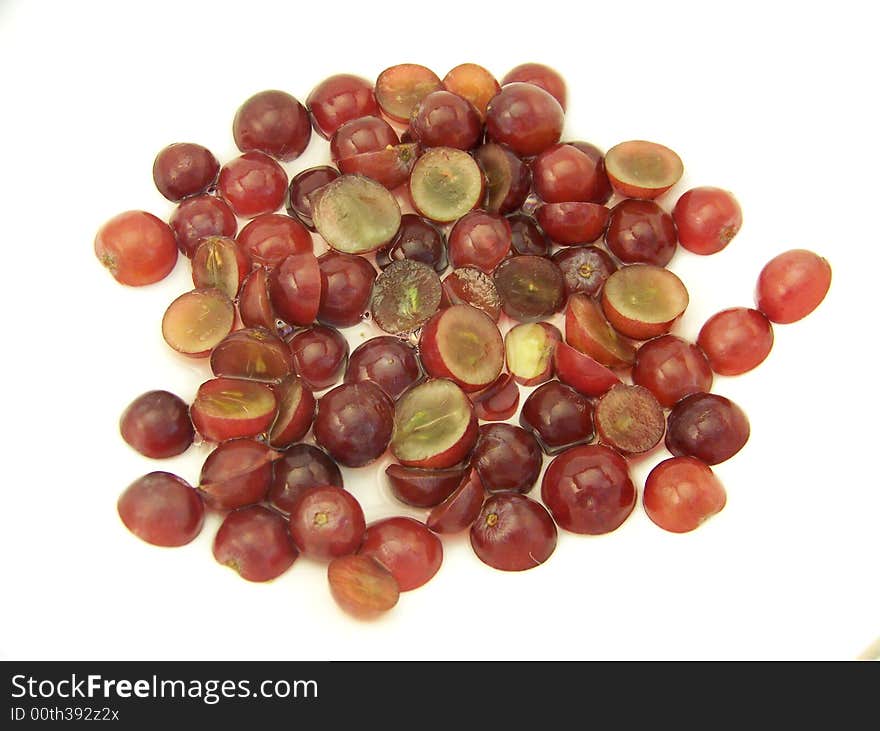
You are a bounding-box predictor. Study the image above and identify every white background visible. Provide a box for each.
[1,0,877,660]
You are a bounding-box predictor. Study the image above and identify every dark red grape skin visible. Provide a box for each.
[119,390,194,459]
[358,517,443,591]
[605,199,678,266]
[286,166,340,231]
[469,372,520,421]
[268,444,343,515]
[233,90,311,161]
[307,74,380,139]
[344,336,423,401]
[385,464,465,508]
[472,423,542,494]
[552,245,617,298]
[485,83,564,157]
[410,90,482,150]
[287,324,349,391]
[541,444,635,535]
[169,194,238,258]
[665,392,750,465]
[217,151,288,218]
[213,505,298,581]
[198,438,277,511]
[447,211,511,272]
[317,251,376,328]
[330,115,399,161]
[698,307,774,376]
[427,467,485,534]
[470,493,557,572]
[118,472,205,547]
[376,214,448,273]
[288,485,366,560]
[314,382,395,468]
[152,143,219,202]
[520,381,595,455]
[632,335,713,408]
[533,142,611,204]
[673,187,742,255]
[236,213,313,269]
[493,255,566,322]
[473,143,532,215]
[507,214,550,256]
[502,63,567,110]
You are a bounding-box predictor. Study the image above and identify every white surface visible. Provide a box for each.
[1,0,877,661]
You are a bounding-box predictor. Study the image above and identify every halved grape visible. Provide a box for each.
[442,63,500,119]
[312,174,401,254]
[605,140,683,199]
[385,464,466,508]
[267,375,315,449]
[594,384,665,455]
[391,379,478,469]
[190,378,278,442]
[238,267,277,332]
[419,305,504,392]
[505,322,560,386]
[643,457,726,533]
[191,236,250,300]
[337,143,420,190]
[602,265,689,339]
[468,372,520,422]
[198,438,277,510]
[470,493,557,571]
[565,293,636,367]
[161,288,235,358]
[328,554,399,619]
[473,143,532,215]
[375,63,443,123]
[494,255,566,322]
[441,267,502,321]
[535,202,610,245]
[268,252,322,327]
[553,341,621,397]
[371,260,442,335]
[409,147,484,223]
[426,467,485,534]
[211,328,294,383]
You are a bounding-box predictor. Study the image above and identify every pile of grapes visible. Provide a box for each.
[96,62,831,618]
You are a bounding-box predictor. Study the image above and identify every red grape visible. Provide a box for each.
[359,517,443,591]
[470,493,557,572]
[118,472,204,547]
[213,505,298,581]
[119,390,194,459]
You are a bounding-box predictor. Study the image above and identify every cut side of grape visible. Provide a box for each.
[191,236,250,300]
[442,63,500,119]
[190,378,278,443]
[391,379,477,469]
[441,267,502,321]
[473,143,531,215]
[328,554,399,619]
[419,304,504,391]
[565,293,636,367]
[161,288,235,358]
[505,322,560,386]
[312,174,402,254]
[210,328,294,383]
[602,264,689,339]
[594,384,665,455]
[267,375,316,449]
[426,467,485,534]
[409,147,484,223]
[494,255,566,322]
[605,140,683,199]
[375,63,443,123]
[371,260,442,335]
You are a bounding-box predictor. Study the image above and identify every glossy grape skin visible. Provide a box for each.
[308,74,380,139]
[537,202,610,246]
[698,307,774,375]
[268,444,343,514]
[119,390,194,459]
[198,438,277,511]
[152,142,219,201]
[376,214,448,273]
[485,83,564,157]
[552,245,616,298]
[169,194,237,258]
[533,142,611,204]
[238,267,277,332]
[386,464,465,508]
[632,335,713,407]
[314,382,395,468]
[410,90,482,150]
[474,143,532,215]
[267,375,316,449]
[447,211,511,272]
[217,151,288,218]
[233,90,311,161]
[213,505,298,581]
[344,336,423,400]
[427,467,485,534]
[519,381,595,455]
[541,444,635,535]
[118,472,205,547]
[287,324,349,391]
[605,199,678,266]
[236,213,313,269]
[470,493,557,572]
[94,211,178,286]
[666,392,750,465]
[502,62,567,110]
[268,252,322,327]
[288,485,365,560]
[472,423,542,494]
[328,554,399,618]
[317,251,376,328]
[507,214,550,256]
[756,249,831,324]
[673,187,742,255]
[330,115,398,161]
[643,457,726,533]
[468,372,520,421]
[358,517,443,591]
[286,166,340,231]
